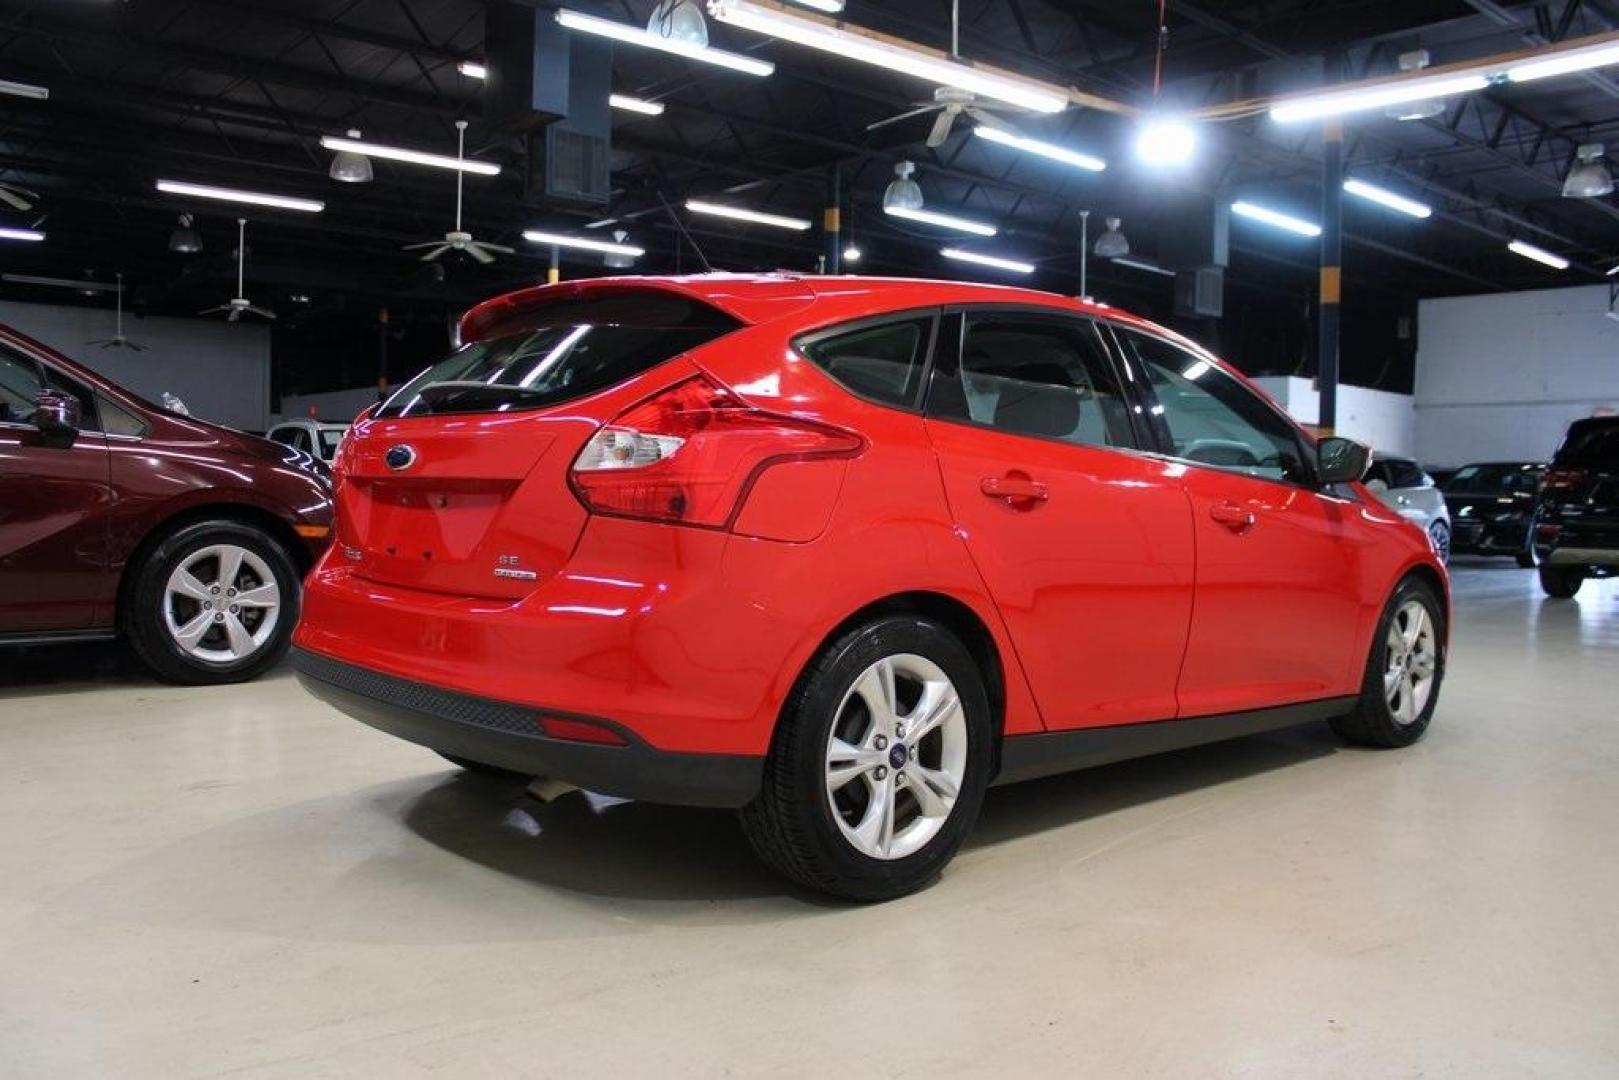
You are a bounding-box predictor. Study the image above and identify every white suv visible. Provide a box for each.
[1364,454,1452,562]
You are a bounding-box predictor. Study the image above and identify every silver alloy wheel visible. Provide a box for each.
[1429,520,1451,563]
[825,653,967,861]
[162,544,281,664]
[1384,599,1438,725]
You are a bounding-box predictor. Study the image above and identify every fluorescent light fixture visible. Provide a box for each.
[842,244,862,263]
[1135,115,1197,165]
[941,247,1034,274]
[0,78,48,100]
[523,230,645,257]
[884,204,997,236]
[457,61,487,79]
[318,134,501,176]
[786,0,845,11]
[1343,178,1433,219]
[972,125,1105,172]
[609,93,665,116]
[1231,200,1321,238]
[1508,38,1619,83]
[708,0,1067,112]
[155,180,324,213]
[1507,240,1569,270]
[1111,255,1176,277]
[686,199,812,231]
[556,9,775,77]
[0,227,45,242]
[1271,73,1488,124]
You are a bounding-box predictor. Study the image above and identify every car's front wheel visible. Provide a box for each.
[1428,520,1451,564]
[1330,576,1446,748]
[741,616,993,901]
[126,519,301,684]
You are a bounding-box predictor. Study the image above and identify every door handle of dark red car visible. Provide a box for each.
[1210,502,1257,531]
[981,475,1049,503]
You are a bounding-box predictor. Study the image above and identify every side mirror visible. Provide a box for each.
[1317,435,1371,486]
[31,389,82,449]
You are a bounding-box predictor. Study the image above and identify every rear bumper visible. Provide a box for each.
[292,647,763,808]
[1543,546,1619,568]
[1450,516,1529,554]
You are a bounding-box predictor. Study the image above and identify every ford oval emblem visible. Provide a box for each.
[385,444,417,471]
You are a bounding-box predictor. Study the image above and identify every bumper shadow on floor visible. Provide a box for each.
[395,721,1345,906]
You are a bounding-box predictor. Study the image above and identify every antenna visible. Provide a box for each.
[657,190,714,273]
[236,218,246,298]
[453,120,467,233]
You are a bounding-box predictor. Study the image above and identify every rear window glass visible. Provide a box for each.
[1445,463,1543,494]
[798,317,932,408]
[1555,419,1619,466]
[377,293,739,419]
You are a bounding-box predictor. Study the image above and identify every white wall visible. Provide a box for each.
[275,385,383,426]
[1415,284,1619,467]
[0,298,271,431]
[1251,375,1416,457]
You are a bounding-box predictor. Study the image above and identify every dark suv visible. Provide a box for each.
[1534,416,1619,598]
[1442,462,1545,567]
[1,323,333,682]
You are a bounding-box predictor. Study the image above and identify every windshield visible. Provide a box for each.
[376,293,740,420]
[1445,463,1543,495]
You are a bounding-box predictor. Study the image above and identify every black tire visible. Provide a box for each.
[1428,520,1451,565]
[1515,547,1537,569]
[437,752,533,781]
[740,615,994,901]
[1538,564,1584,598]
[1330,576,1446,749]
[125,519,302,685]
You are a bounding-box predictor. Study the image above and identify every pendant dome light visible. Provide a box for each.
[649,0,708,46]
[1093,216,1130,258]
[168,213,202,254]
[882,161,924,212]
[328,129,374,184]
[1563,143,1614,198]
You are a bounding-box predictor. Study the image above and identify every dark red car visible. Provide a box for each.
[293,275,1446,899]
[0,323,333,683]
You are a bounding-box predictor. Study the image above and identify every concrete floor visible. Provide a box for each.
[1,563,1616,1078]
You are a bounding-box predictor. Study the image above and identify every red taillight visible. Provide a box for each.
[569,375,862,528]
[1542,467,1586,493]
[1536,522,1562,541]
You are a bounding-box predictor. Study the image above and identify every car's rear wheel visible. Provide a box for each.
[126,519,301,684]
[1428,520,1451,564]
[1539,565,1585,598]
[1330,577,1445,749]
[1515,544,1537,569]
[741,616,993,901]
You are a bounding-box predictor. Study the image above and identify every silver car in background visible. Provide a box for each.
[1364,454,1452,562]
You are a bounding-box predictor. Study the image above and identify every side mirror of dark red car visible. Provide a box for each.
[31,389,82,450]
[1317,435,1371,486]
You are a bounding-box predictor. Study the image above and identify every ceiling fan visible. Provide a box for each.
[402,120,512,265]
[862,0,1020,148]
[0,180,37,211]
[200,218,277,322]
[87,273,149,351]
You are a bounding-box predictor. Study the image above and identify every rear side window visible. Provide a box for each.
[1383,459,1425,489]
[798,316,932,408]
[1556,418,1619,466]
[933,313,1134,448]
[378,292,740,419]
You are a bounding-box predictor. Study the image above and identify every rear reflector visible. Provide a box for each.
[540,715,628,745]
[1542,467,1586,493]
[570,374,862,528]
[1536,522,1562,541]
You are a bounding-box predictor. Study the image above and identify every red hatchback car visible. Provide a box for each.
[1,324,333,683]
[293,275,1447,899]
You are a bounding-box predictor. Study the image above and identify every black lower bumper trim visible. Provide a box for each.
[291,648,763,808]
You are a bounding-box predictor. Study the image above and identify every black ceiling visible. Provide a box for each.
[1,0,1616,396]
